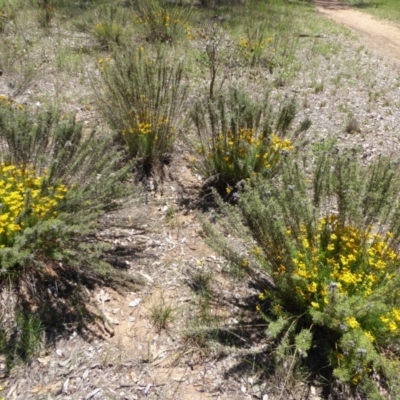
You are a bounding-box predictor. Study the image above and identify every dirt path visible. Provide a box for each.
[315,0,400,65]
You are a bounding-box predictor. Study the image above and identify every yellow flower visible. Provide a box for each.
[307,281,317,293]
[277,264,286,274]
[311,302,319,309]
[252,246,262,256]
[389,322,397,332]
[392,308,400,322]
[272,304,282,315]
[242,258,249,268]
[346,317,360,329]
[352,373,361,384]
[380,315,390,324]
[364,331,375,342]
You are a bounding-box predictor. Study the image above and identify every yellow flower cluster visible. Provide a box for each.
[94,21,120,33]
[134,11,181,29]
[238,37,267,60]
[0,94,12,107]
[346,316,360,329]
[211,130,293,172]
[0,94,23,110]
[290,215,398,310]
[238,36,273,61]
[133,11,192,40]
[97,56,112,73]
[122,114,171,138]
[0,164,67,247]
[184,22,193,40]
[380,308,400,333]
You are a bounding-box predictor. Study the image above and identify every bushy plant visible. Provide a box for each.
[190,88,310,194]
[237,23,273,67]
[98,46,188,172]
[0,0,17,33]
[31,0,56,28]
[74,3,130,49]
[202,144,400,397]
[0,100,135,365]
[134,0,192,44]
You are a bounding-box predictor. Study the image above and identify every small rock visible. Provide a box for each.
[311,386,316,395]
[86,388,102,399]
[129,298,142,307]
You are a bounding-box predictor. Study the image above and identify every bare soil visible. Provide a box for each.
[316,0,400,65]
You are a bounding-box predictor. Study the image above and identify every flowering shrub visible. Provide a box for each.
[0,164,67,248]
[238,35,273,67]
[202,146,400,397]
[290,216,397,309]
[237,21,275,67]
[74,3,129,49]
[208,130,294,193]
[190,88,309,193]
[121,114,174,163]
[0,103,134,365]
[0,95,22,110]
[262,214,400,387]
[93,21,123,48]
[98,46,187,171]
[134,0,192,43]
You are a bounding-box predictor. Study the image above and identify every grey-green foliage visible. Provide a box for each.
[0,103,133,273]
[0,103,136,365]
[134,0,192,43]
[98,46,188,170]
[190,87,311,191]
[0,0,18,32]
[74,3,131,48]
[0,105,130,220]
[215,145,400,275]
[201,142,400,396]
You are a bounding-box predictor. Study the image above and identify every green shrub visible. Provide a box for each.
[237,22,272,67]
[202,144,400,397]
[0,0,17,33]
[31,0,56,28]
[134,0,192,44]
[74,3,130,49]
[98,46,188,172]
[0,100,135,366]
[190,88,310,195]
